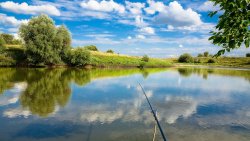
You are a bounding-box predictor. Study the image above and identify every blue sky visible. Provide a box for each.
[0,0,249,57]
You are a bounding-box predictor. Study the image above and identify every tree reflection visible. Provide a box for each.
[20,69,72,117]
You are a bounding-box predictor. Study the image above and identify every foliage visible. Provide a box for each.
[68,48,91,67]
[178,53,194,63]
[0,37,5,53]
[204,51,209,57]
[141,55,149,62]
[54,25,71,61]
[19,14,71,65]
[106,49,114,53]
[84,45,98,51]
[0,33,14,44]
[139,61,146,68]
[208,0,250,56]
[246,53,250,57]
[197,53,203,57]
[207,58,216,63]
[194,58,201,63]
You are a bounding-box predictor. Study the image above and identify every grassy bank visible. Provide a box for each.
[90,51,171,68]
[167,57,250,69]
[0,46,171,68]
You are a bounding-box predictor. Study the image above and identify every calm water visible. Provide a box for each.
[0,67,250,141]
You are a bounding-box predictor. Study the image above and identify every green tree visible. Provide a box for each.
[246,53,250,57]
[0,33,14,44]
[141,55,149,62]
[68,48,91,67]
[208,0,250,56]
[19,14,61,65]
[178,53,194,63]
[0,36,6,53]
[106,49,114,53]
[204,51,209,57]
[197,53,203,57]
[55,25,71,60]
[84,45,98,51]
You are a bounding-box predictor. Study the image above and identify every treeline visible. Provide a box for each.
[0,33,22,46]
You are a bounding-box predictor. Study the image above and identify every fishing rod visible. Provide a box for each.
[138,83,167,141]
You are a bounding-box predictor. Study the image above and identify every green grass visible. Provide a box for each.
[167,57,250,69]
[90,51,171,68]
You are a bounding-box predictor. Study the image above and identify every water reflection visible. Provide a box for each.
[0,67,250,141]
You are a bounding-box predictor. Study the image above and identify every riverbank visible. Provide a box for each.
[167,57,250,69]
[0,46,171,68]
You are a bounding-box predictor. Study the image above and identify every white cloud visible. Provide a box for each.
[0,13,28,27]
[125,1,145,15]
[80,0,125,14]
[198,1,221,12]
[179,44,183,48]
[127,36,132,39]
[144,0,166,15]
[136,34,146,39]
[135,15,148,27]
[139,26,155,35]
[156,1,202,27]
[0,1,60,16]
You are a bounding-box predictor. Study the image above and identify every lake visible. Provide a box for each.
[0,67,250,141]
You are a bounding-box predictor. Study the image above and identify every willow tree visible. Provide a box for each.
[209,0,250,56]
[19,14,71,65]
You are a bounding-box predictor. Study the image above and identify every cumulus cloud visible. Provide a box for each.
[125,1,145,15]
[139,26,155,35]
[144,0,166,15]
[136,34,146,39]
[0,1,60,16]
[0,13,28,27]
[155,1,202,27]
[198,1,221,12]
[80,0,125,14]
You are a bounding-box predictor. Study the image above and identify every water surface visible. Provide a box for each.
[0,67,250,141]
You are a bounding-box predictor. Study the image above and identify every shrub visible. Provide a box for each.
[246,53,250,57]
[0,37,6,53]
[106,49,114,53]
[178,53,193,63]
[207,58,216,63]
[139,61,146,68]
[194,58,201,63]
[68,48,90,67]
[204,51,209,57]
[197,53,203,57]
[84,45,98,51]
[141,55,149,62]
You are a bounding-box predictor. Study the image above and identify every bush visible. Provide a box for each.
[178,53,194,63]
[84,45,98,51]
[68,48,91,67]
[204,51,209,57]
[194,58,201,63]
[207,58,216,63]
[0,37,6,53]
[139,61,146,68]
[246,53,250,57]
[197,53,203,57]
[106,49,114,53]
[141,55,149,62]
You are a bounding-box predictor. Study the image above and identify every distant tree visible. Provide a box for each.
[246,53,250,57]
[12,39,22,45]
[19,14,69,65]
[178,53,194,63]
[0,33,14,44]
[106,49,114,53]
[84,45,98,51]
[207,58,216,63]
[208,0,250,56]
[204,51,209,57]
[142,55,149,62]
[0,36,6,48]
[68,48,90,67]
[197,53,203,57]
[54,25,71,60]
